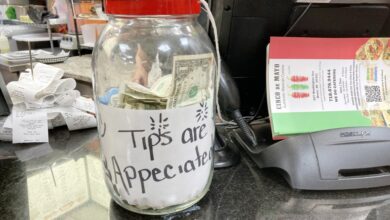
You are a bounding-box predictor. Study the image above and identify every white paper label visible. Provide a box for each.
[98,100,214,209]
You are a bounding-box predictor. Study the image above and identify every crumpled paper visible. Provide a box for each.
[0,63,97,143]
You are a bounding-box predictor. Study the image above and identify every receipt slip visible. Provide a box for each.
[12,110,48,143]
[6,63,74,106]
[1,107,97,143]
[4,107,97,144]
[33,63,64,85]
[61,108,97,131]
[72,96,96,114]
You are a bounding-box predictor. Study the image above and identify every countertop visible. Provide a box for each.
[0,54,93,84]
[1,127,390,220]
[51,55,93,83]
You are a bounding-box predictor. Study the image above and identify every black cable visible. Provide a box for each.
[246,3,313,123]
[248,89,266,123]
[232,110,258,146]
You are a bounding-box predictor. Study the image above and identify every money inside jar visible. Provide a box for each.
[99,45,214,110]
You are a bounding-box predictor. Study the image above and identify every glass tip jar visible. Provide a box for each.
[92,0,217,215]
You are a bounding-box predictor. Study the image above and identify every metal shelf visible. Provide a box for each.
[0,18,67,54]
[74,15,107,21]
[47,18,68,26]
[70,0,107,55]
[0,19,46,28]
[0,18,67,28]
[1,17,68,72]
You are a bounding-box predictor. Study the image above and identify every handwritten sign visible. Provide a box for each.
[98,99,214,209]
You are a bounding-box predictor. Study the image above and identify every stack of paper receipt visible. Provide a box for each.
[0,63,96,143]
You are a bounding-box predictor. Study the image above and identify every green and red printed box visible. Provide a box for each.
[267,37,390,139]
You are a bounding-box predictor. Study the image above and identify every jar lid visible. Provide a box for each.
[104,0,201,16]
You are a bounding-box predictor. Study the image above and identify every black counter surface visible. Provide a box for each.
[1,127,390,220]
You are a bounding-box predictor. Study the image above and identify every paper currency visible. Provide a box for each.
[110,94,123,108]
[121,84,163,100]
[119,76,170,109]
[122,96,166,110]
[110,53,213,110]
[150,74,173,97]
[167,53,214,108]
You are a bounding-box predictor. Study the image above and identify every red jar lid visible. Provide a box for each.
[104,0,201,16]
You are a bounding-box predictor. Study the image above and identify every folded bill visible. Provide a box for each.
[110,53,214,110]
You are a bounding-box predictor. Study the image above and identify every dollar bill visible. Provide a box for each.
[123,95,167,104]
[119,73,173,109]
[150,74,173,97]
[121,81,162,97]
[167,53,214,108]
[110,94,124,108]
[122,93,167,109]
[114,53,213,110]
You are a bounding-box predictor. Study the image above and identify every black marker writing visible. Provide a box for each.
[104,146,212,194]
[181,123,207,144]
[118,114,173,161]
[112,156,129,195]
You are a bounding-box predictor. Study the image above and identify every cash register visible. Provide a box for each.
[211,0,390,189]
